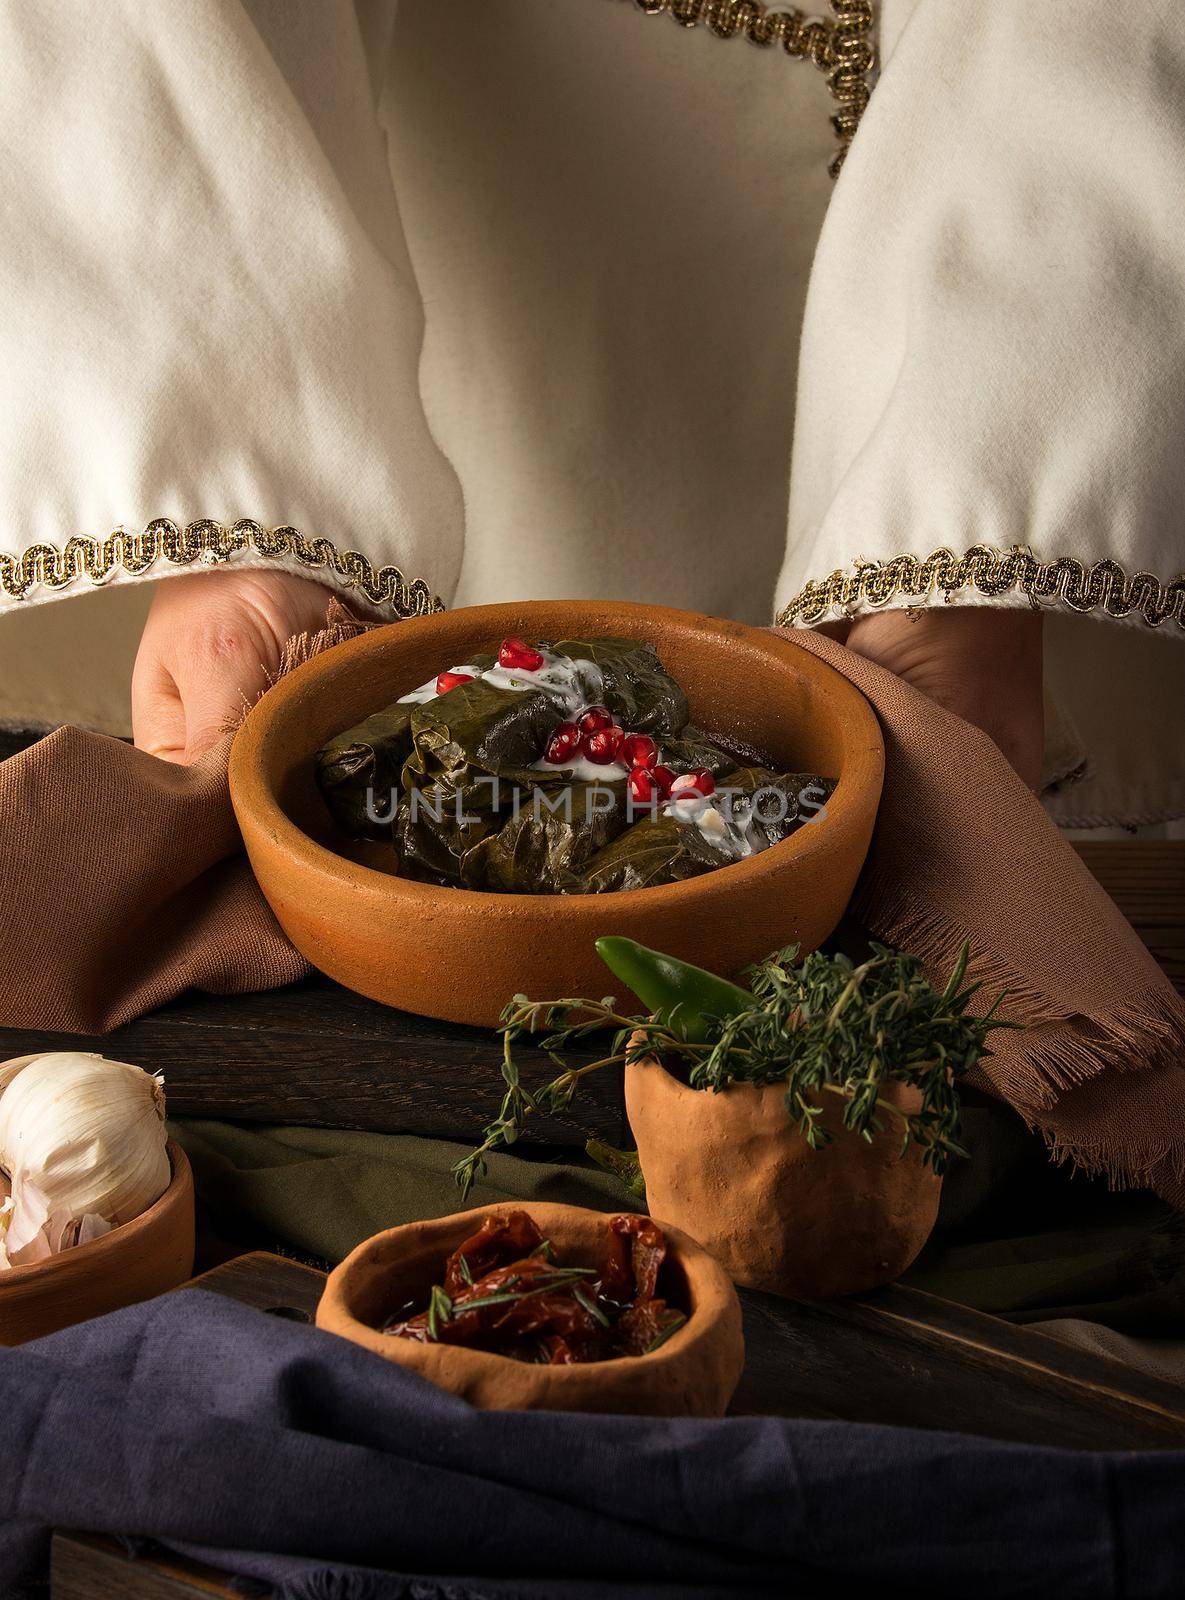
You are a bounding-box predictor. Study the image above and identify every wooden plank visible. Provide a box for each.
[186,1250,324,1323]
[193,1252,1185,1451]
[51,1533,237,1600]
[50,1249,1185,1595]
[1074,839,1185,995]
[731,1282,1185,1451]
[7,839,1182,1144]
[0,979,628,1148]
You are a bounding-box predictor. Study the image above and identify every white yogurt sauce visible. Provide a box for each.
[665,793,766,860]
[531,753,630,783]
[398,650,602,717]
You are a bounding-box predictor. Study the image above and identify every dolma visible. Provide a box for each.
[550,637,688,738]
[396,678,566,883]
[314,630,837,897]
[462,777,629,892]
[656,726,739,780]
[392,783,499,886]
[565,767,834,893]
[401,677,557,798]
[560,810,729,894]
[721,766,836,847]
[315,701,418,840]
[315,654,504,841]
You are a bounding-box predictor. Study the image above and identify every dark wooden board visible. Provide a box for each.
[3,840,1182,1145]
[0,977,627,1148]
[51,1535,237,1600]
[48,1249,1185,1597]
[1074,839,1185,996]
[190,1252,1185,1451]
[5,721,1183,1146]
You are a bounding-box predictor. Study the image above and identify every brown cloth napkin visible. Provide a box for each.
[1,623,1182,1204]
[793,630,1185,1207]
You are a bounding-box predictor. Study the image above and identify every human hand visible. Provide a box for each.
[833,606,1044,789]
[132,568,336,762]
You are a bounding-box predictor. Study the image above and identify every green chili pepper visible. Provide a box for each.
[595,936,752,1043]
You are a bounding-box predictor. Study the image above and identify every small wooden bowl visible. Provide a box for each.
[316,1201,745,1415]
[229,600,884,1027]
[0,1141,195,1346]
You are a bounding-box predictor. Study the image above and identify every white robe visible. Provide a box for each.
[1,0,1182,825]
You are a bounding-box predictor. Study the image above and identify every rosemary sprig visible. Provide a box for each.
[453,942,1014,1199]
[419,1263,600,1336]
[643,1313,687,1354]
[573,1284,612,1329]
[426,1284,452,1340]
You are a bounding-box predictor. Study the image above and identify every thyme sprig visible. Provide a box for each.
[453,942,1014,1199]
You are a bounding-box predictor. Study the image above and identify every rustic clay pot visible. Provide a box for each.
[0,1140,196,1346]
[316,1200,744,1415]
[626,1056,942,1300]
[229,600,883,1027]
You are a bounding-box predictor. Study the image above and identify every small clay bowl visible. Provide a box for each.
[230,600,884,1027]
[316,1201,745,1415]
[626,1054,942,1300]
[0,1141,195,1346]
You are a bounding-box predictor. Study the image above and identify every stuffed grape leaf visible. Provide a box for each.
[550,637,688,738]
[462,777,630,892]
[564,766,834,893]
[315,701,418,840]
[656,726,739,779]
[401,678,557,798]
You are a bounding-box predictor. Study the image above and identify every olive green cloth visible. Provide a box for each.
[172,1102,1185,1386]
[905,1098,1185,1334]
[172,1121,625,1268]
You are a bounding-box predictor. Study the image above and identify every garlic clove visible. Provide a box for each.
[0,1053,170,1250]
[3,1170,53,1257]
[0,1055,44,1098]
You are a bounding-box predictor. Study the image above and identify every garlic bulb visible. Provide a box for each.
[0,1053,170,1259]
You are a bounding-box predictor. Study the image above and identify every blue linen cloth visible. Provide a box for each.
[1,1290,1182,1599]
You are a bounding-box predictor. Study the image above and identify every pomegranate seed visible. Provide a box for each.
[628,767,659,805]
[621,732,658,769]
[436,670,475,694]
[651,764,676,797]
[544,721,581,764]
[582,726,624,765]
[498,636,545,672]
[578,705,614,734]
[669,768,715,800]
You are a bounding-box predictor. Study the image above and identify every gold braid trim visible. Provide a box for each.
[776,545,1185,630]
[0,518,444,616]
[615,0,876,176]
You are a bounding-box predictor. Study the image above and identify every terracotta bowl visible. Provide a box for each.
[0,1141,195,1346]
[230,601,883,1026]
[626,1055,942,1300]
[316,1200,745,1415]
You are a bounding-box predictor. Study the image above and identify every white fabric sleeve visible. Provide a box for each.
[777,0,1185,638]
[0,0,463,620]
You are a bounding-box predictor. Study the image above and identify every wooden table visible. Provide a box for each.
[48,1248,1185,1598]
[3,839,1181,1149]
[1,714,1180,1142]
[4,712,1179,1593]
[183,1252,1185,1449]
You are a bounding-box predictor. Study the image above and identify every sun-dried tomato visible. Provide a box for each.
[383,1213,686,1363]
